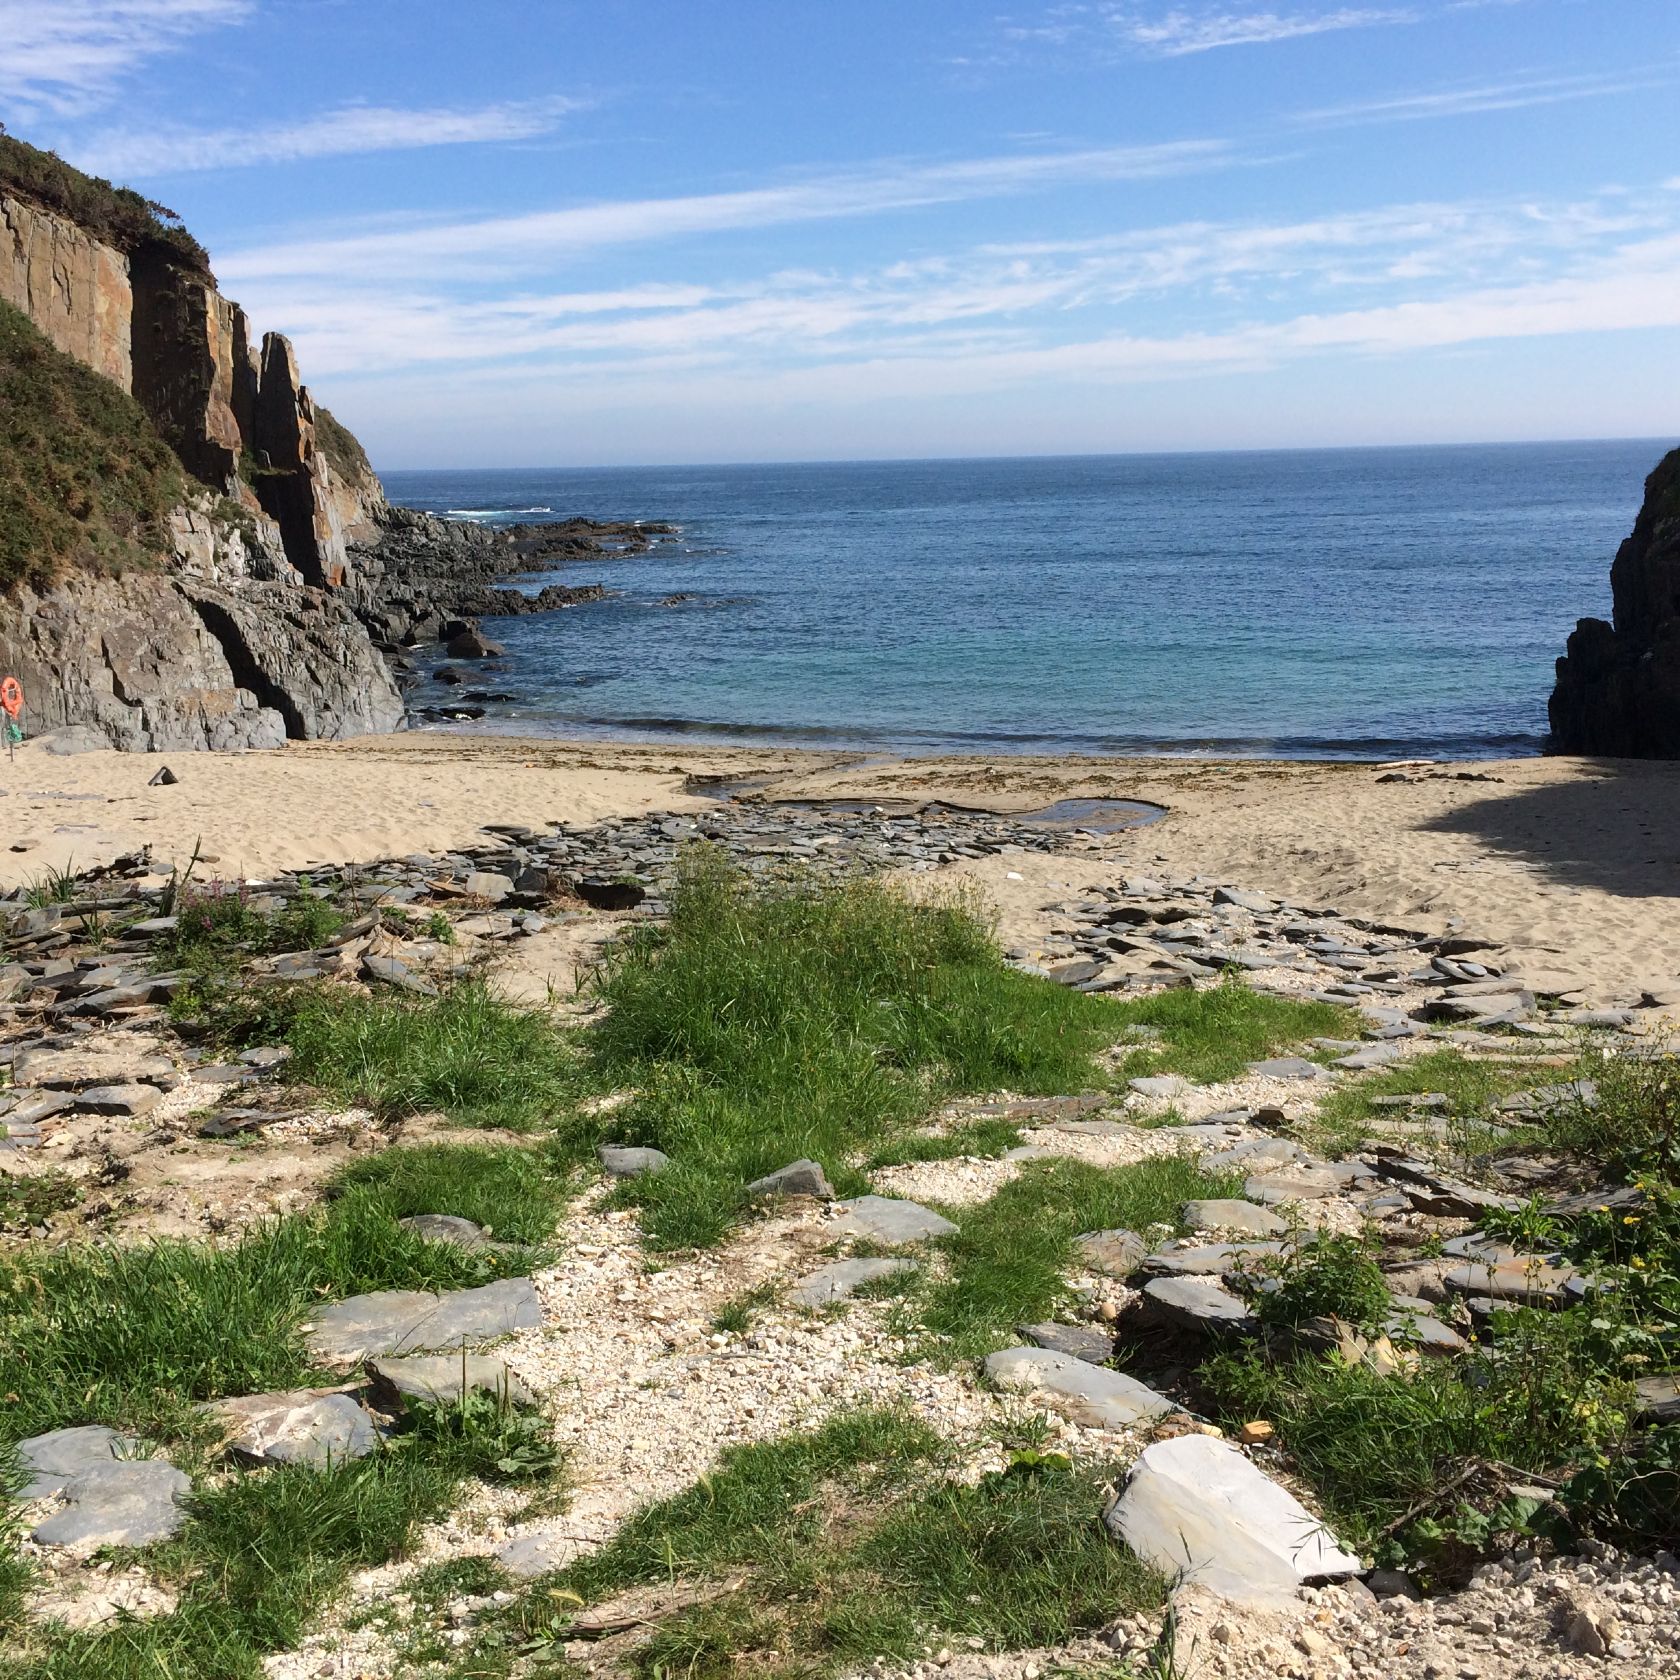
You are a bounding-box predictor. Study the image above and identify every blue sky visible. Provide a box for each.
[3,0,1677,466]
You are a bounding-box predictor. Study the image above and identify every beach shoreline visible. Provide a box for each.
[7,730,1679,1003]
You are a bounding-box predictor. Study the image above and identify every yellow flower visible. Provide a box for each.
[1623,1215,1641,1225]
[1630,1256,1647,1269]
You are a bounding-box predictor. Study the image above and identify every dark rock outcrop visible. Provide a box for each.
[1550,448,1680,757]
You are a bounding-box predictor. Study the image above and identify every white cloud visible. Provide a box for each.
[1114,6,1416,55]
[217,139,1233,283]
[0,0,248,115]
[230,185,1680,386]
[1295,65,1676,125]
[72,95,589,176]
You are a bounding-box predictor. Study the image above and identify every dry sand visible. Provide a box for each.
[5,731,1680,998]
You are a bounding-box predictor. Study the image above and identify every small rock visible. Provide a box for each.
[205,1390,378,1467]
[598,1145,669,1179]
[399,1213,491,1248]
[790,1258,916,1307]
[147,766,178,787]
[745,1159,835,1200]
[984,1347,1175,1428]
[1073,1227,1147,1277]
[829,1195,956,1244]
[72,1083,161,1117]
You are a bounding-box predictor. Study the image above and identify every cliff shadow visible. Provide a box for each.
[1417,759,1680,901]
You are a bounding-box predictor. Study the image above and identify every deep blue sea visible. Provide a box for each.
[381,439,1668,760]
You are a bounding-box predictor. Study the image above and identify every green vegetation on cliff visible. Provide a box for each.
[0,127,211,275]
[314,405,377,490]
[0,298,185,594]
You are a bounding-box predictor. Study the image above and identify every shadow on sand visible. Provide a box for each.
[1417,758,1680,901]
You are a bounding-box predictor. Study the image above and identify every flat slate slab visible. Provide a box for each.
[1443,1258,1582,1304]
[498,1531,582,1579]
[1143,1240,1284,1278]
[400,1213,492,1248]
[73,1082,161,1117]
[368,1353,535,1407]
[206,1390,379,1467]
[1106,1434,1362,1605]
[829,1195,956,1244]
[1072,1228,1146,1277]
[17,1425,134,1500]
[1016,1322,1115,1365]
[1128,1075,1190,1099]
[306,1278,543,1364]
[1634,1375,1680,1423]
[1245,1057,1336,1081]
[1143,1275,1257,1334]
[746,1159,835,1200]
[33,1461,191,1550]
[1181,1199,1287,1237]
[984,1347,1175,1428]
[598,1145,669,1179]
[790,1258,917,1308]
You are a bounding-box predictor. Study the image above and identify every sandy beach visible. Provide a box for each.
[6,731,1679,1002]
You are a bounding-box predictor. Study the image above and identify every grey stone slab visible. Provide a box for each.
[1333,1044,1405,1071]
[746,1158,835,1200]
[33,1461,191,1549]
[1107,1435,1362,1605]
[1634,1376,1680,1423]
[1016,1322,1115,1364]
[1443,1259,1582,1304]
[17,1425,135,1500]
[400,1213,491,1248]
[498,1531,581,1578]
[1202,1137,1308,1169]
[983,1347,1175,1428]
[1128,1075,1190,1099]
[1142,1275,1257,1334]
[1243,1167,1347,1204]
[1246,1057,1337,1081]
[1073,1228,1147,1277]
[829,1195,956,1244]
[362,954,439,996]
[368,1353,535,1407]
[1213,888,1276,913]
[206,1390,378,1467]
[1181,1199,1288,1237]
[598,1145,669,1179]
[1143,1241,1283,1278]
[306,1277,543,1363]
[789,1258,916,1307]
[71,1082,161,1117]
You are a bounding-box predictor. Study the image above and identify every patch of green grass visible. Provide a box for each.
[160,879,349,968]
[908,1155,1244,1361]
[331,1140,574,1247]
[1307,1048,1552,1160]
[543,1416,1160,1679]
[0,298,185,595]
[1541,1052,1680,1180]
[864,1115,1025,1169]
[563,1409,945,1602]
[710,1279,781,1335]
[0,1194,526,1441]
[0,1171,80,1228]
[1104,979,1356,1085]
[177,979,586,1132]
[587,849,1126,1249]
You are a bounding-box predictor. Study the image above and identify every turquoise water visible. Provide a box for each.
[382,439,1667,759]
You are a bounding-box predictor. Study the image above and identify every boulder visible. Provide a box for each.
[445,626,506,659]
[983,1347,1175,1428]
[1550,448,1680,755]
[1105,1434,1362,1604]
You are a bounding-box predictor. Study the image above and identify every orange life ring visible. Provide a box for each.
[0,677,21,720]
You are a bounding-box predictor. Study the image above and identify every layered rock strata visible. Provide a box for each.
[1549,447,1680,756]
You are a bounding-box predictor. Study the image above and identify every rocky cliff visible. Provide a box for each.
[0,133,398,748]
[1549,447,1680,757]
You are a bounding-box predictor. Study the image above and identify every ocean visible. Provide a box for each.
[381,439,1667,761]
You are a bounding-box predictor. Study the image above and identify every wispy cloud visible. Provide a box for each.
[1115,6,1416,56]
[218,139,1234,283]
[1295,64,1677,125]
[230,185,1680,383]
[72,95,590,176]
[0,0,248,115]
